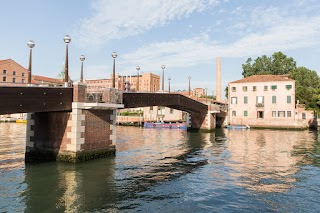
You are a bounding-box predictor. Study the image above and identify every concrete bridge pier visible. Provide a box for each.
[25,82,123,163]
[187,110,218,131]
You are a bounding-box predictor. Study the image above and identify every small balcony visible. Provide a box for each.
[256,103,264,108]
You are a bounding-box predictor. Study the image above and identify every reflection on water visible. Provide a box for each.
[225,130,315,193]
[0,123,320,212]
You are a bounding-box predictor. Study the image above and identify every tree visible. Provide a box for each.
[290,67,320,110]
[225,86,228,99]
[242,52,296,77]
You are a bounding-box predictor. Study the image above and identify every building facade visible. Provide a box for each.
[0,59,29,85]
[228,75,314,128]
[85,72,160,93]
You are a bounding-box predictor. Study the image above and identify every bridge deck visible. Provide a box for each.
[0,86,73,115]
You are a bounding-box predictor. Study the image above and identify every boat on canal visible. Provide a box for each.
[144,122,188,130]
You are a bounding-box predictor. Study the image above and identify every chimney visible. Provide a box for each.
[216,56,221,102]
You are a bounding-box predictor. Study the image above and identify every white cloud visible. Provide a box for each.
[75,0,220,48]
[121,15,320,70]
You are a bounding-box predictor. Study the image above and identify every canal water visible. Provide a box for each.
[0,123,319,212]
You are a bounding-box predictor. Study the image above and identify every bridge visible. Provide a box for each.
[0,83,226,163]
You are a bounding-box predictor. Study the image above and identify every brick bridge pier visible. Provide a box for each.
[26,82,124,163]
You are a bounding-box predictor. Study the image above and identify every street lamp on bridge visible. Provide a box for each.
[80,55,85,83]
[27,40,35,85]
[63,35,71,87]
[168,77,171,93]
[188,76,191,97]
[111,52,117,88]
[136,66,140,92]
[161,65,165,92]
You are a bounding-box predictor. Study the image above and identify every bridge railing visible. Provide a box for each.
[86,87,123,104]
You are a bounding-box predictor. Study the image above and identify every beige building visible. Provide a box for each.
[228,75,314,129]
[193,88,206,97]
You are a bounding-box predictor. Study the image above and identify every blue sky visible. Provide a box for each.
[1,0,320,98]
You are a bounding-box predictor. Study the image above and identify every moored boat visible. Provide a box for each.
[16,118,27,123]
[144,122,187,130]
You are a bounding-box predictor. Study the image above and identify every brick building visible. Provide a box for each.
[228,75,314,128]
[85,72,160,93]
[0,59,29,85]
[0,58,63,86]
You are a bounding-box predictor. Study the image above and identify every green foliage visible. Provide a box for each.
[225,86,228,99]
[290,67,320,111]
[242,52,320,112]
[242,52,296,77]
[119,111,143,116]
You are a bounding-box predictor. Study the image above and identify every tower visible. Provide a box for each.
[216,56,221,101]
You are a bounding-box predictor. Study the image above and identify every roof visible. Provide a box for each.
[229,75,294,84]
[32,75,63,84]
[0,59,29,72]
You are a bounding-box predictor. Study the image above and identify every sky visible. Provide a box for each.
[1,0,320,98]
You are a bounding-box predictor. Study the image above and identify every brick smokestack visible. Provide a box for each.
[216,56,221,102]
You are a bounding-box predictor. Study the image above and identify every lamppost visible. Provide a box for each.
[168,77,171,93]
[111,52,117,88]
[161,65,165,91]
[136,66,140,92]
[188,76,191,97]
[80,55,85,83]
[27,40,35,85]
[63,35,71,87]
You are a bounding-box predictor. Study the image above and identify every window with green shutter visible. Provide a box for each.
[244,111,248,117]
[244,96,248,104]
[272,96,276,104]
[286,85,292,90]
[271,85,277,90]
[287,95,291,103]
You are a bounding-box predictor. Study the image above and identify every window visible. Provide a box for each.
[244,111,248,117]
[231,97,237,104]
[170,108,174,114]
[232,111,236,116]
[13,71,16,76]
[287,96,291,103]
[272,96,276,104]
[232,87,236,92]
[287,111,291,117]
[256,96,264,103]
[22,73,25,77]
[3,70,6,74]
[264,85,268,91]
[271,85,277,90]
[22,79,25,83]
[302,113,306,119]
[242,86,247,91]
[3,77,6,82]
[272,111,276,117]
[257,111,264,119]
[278,111,285,117]
[150,106,153,110]
[286,85,292,90]
[13,78,16,83]
[253,86,256,91]
[244,96,248,104]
